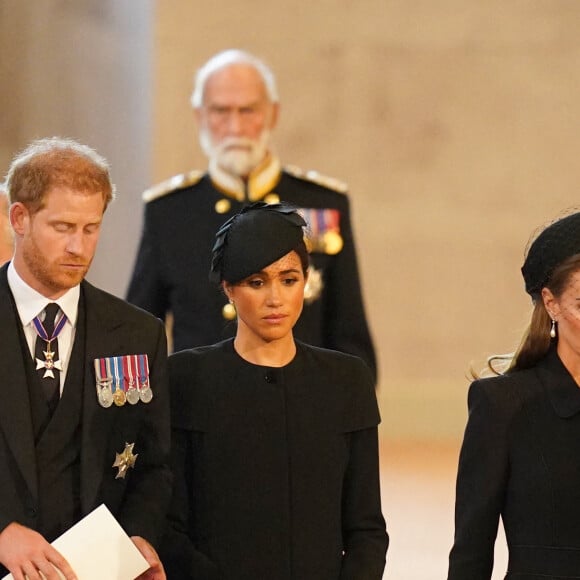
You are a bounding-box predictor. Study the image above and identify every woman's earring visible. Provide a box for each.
[550,319,557,339]
[222,301,237,321]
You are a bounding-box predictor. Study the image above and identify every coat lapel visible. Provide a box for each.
[80,281,127,512]
[0,266,38,500]
[537,348,580,418]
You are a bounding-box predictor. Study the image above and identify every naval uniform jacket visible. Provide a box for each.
[126,156,377,382]
[161,339,388,580]
[448,347,580,579]
[0,264,171,565]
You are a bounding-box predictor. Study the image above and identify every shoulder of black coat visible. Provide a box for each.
[283,164,348,194]
[142,170,205,203]
[471,367,541,407]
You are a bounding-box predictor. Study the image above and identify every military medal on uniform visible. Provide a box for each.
[94,354,153,408]
[124,355,140,405]
[33,307,67,379]
[299,207,344,256]
[94,357,114,408]
[113,442,138,479]
[111,356,127,407]
[320,208,343,255]
[137,354,153,403]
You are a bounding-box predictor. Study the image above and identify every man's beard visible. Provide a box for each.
[23,236,89,295]
[200,129,270,178]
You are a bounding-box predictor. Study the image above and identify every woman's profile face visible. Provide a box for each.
[224,250,306,344]
[546,269,580,360]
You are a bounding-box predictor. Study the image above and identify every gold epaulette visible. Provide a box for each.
[142,170,204,203]
[284,165,348,194]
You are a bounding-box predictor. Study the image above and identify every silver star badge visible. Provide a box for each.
[113,442,138,479]
[36,348,63,379]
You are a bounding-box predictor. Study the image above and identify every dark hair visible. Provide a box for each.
[293,241,310,276]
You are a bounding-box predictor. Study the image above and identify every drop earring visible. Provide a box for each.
[550,319,557,339]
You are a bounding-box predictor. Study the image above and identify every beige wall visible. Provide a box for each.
[0,0,153,297]
[1,1,579,440]
[153,1,580,439]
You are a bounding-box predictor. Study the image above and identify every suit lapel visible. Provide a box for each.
[79,281,127,512]
[0,266,38,500]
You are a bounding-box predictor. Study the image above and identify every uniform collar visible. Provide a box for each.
[537,346,580,418]
[208,153,282,202]
[7,261,80,328]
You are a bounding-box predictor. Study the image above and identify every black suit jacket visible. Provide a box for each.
[448,347,580,579]
[0,264,171,550]
[127,167,377,381]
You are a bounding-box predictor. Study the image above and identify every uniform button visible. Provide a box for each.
[215,199,231,214]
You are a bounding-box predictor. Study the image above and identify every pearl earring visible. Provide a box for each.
[550,319,557,339]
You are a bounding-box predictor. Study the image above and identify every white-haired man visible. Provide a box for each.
[127,49,377,381]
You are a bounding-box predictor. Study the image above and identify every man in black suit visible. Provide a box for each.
[0,138,170,579]
[127,49,377,382]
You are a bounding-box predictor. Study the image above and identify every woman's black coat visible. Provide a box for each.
[162,339,388,580]
[449,348,580,579]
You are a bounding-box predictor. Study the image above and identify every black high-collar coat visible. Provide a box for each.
[449,347,580,579]
[162,339,387,580]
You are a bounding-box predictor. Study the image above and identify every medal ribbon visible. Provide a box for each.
[32,307,67,345]
[123,355,133,389]
[137,354,149,388]
[112,356,125,394]
[94,358,107,383]
[130,355,139,387]
[316,209,326,234]
[324,209,340,232]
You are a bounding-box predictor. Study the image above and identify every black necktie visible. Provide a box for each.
[34,303,61,413]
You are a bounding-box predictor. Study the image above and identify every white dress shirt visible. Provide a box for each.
[7,262,79,394]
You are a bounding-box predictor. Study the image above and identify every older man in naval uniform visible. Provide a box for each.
[127,49,377,381]
[0,138,170,579]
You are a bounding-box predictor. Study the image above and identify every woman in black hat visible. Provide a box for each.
[448,211,580,579]
[161,203,388,580]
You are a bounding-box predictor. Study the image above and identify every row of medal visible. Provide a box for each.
[216,200,345,256]
[94,354,153,408]
[297,208,344,255]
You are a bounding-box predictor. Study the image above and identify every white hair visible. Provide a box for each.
[191,49,279,108]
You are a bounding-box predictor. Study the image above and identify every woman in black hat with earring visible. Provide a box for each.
[448,211,580,579]
[161,202,388,580]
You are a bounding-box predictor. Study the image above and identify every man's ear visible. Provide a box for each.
[269,102,280,131]
[10,202,29,237]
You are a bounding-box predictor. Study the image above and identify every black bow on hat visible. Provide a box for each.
[209,202,307,284]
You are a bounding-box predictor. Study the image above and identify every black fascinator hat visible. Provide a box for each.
[209,202,307,284]
[521,211,580,300]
